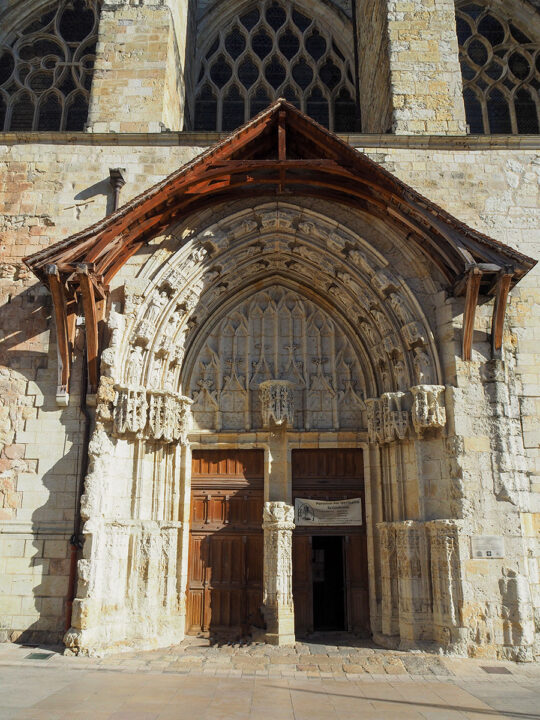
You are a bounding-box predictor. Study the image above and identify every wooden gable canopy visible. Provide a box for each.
[24,99,536,400]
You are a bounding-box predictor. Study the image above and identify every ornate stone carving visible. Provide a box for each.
[427,520,464,643]
[147,390,192,443]
[134,319,154,346]
[381,392,409,442]
[366,398,384,443]
[373,270,398,295]
[114,385,147,436]
[259,380,295,427]
[367,393,408,443]
[262,502,295,645]
[401,321,427,348]
[410,385,446,435]
[413,347,434,384]
[189,287,365,432]
[378,523,399,636]
[113,385,192,443]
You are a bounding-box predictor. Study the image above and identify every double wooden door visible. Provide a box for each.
[186,450,264,636]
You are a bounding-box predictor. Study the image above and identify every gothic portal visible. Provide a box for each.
[1,0,539,663]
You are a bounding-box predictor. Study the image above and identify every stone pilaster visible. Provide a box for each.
[357,0,466,134]
[87,1,188,132]
[262,502,295,646]
[394,520,432,645]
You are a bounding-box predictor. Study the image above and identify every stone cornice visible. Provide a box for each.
[1,131,540,150]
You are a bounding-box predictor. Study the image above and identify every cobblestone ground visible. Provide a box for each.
[0,637,539,719]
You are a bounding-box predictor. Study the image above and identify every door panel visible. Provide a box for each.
[186,450,264,635]
[292,535,312,635]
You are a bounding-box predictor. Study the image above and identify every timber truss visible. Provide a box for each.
[24,99,536,403]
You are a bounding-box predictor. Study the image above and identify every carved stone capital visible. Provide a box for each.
[113,384,192,443]
[262,501,295,531]
[259,380,295,428]
[367,392,409,443]
[410,384,446,435]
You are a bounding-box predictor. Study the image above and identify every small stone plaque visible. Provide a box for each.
[471,536,504,559]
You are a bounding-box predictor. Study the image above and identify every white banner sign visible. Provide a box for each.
[294,498,363,526]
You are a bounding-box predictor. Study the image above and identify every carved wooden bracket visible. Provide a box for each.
[462,266,482,361]
[491,268,513,357]
[47,264,71,405]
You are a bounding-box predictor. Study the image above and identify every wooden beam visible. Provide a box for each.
[462,266,483,361]
[46,265,71,405]
[278,111,286,161]
[491,269,513,356]
[76,263,100,394]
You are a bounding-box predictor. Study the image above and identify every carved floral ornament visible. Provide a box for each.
[101,204,441,413]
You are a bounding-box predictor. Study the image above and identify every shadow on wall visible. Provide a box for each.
[0,280,86,645]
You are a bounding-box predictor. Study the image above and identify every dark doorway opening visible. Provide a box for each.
[312,535,345,631]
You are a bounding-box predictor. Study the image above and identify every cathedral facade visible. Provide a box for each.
[0,0,539,661]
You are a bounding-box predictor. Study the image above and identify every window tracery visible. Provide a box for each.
[194,0,358,132]
[456,2,539,133]
[0,0,101,132]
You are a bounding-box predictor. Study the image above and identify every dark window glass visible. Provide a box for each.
[10,93,34,130]
[222,85,244,131]
[463,87,484,132]
[265,56,286,89]
[334,89,357,132]
[292,58,313,89]
[38,93,63,130]
[239,56,259,89]
[210,56,232,88]
[477,15,505,46]
[65,93,88,131]
[250,85,271,117]
[194,85,217,131]
[225,28,246,60]
[515,88,539,133]
[487,89,512,133]
[306,86,328,128]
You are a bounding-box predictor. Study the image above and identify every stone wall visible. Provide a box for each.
[0,134,538,653]
[87,3,186,133]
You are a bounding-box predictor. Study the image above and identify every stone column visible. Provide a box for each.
[87,0,189,132]
[262,502,295,646]
[356,0,466,134]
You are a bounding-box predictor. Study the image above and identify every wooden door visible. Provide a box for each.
[292,535,313,635]
[186,450,264,636]
[291,448,369,635]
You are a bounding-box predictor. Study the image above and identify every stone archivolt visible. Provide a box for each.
[101,202,441,437]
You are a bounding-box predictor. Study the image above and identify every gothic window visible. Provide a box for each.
[456,2,539,133]
[0,0,101,132]
[194,0,358,132]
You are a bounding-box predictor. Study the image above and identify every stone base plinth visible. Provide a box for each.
[264,605,295,646]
